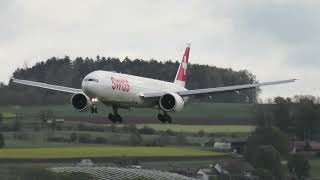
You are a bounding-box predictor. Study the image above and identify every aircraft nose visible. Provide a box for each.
[82,78,94,97]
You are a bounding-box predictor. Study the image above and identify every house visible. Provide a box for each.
[292,140,320,152]
[205,136,248,153]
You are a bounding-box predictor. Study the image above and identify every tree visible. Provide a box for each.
[0,133,5,148]
[245,127,289,163]
[0,113,3,124]
[78,133,91,143]
[175,133,188,145]
[292,97,318,140]
[273,96,292,131]
[4,56,259,105]
[70,132,78,142]
[253,168,275,180]
[254,145,284,179]
[197,130,205,137]
[288,154,310,179]
[130,132,142,146]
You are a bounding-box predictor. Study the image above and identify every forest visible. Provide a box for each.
[0,56,259,105]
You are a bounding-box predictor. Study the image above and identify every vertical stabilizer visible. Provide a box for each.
[174,44,190,87]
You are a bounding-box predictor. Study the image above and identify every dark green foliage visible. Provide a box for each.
[197,130,205,137]
[253,145,284,179]
[175,133,188,145]
[292,96,319,140]
[12,118,21,131]
[273,96,292,131]
[130,132,143,146]
[128,124,138,133]
[69,132,77,142]
[0,133,4,148]
[0,113,3,124]
[77,123,104,132]
[94,137,108,144]
[253,168,276,180]
[288,154,310,178]
[78,133,91,143]
[1,56,259,105]
[245,127,289,163]
[138,126,156,135]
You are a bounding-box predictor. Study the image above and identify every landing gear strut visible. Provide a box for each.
[108,106,123,123]
[157,112,172,123]
[90,104,98,114]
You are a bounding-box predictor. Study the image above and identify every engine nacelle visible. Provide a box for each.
[71,93,92,111]
[159,93,185,112]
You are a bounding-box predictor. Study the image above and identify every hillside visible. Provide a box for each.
[0,57,259,105]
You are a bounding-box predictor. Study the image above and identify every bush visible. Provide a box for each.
[94,137,108,144]
[130,132,142,146]
[47,136,69,142]
[14,131,30,140]
[138,126,156,135]
[77,124,104,132]
[288,154,310,178]
[70,132,78,142]
[165,129,176,136]
[78,133,92,143]
[197,130,205,137]
[175,133,188,145]
[0,133,4,148]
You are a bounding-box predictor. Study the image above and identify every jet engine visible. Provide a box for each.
[71,93,92,111]
[159,93,184,112]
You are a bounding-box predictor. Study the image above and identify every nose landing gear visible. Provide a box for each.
[90,104,98,114]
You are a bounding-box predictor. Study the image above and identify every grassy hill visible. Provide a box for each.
[0,102,256,125]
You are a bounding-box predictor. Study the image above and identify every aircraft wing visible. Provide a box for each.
[141,79,296,98]
[12,78,83,94]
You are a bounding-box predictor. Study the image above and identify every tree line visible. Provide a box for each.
[243,95,319,180]
[0,56,259,105]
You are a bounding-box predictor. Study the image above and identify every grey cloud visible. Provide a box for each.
[231,1,320,68]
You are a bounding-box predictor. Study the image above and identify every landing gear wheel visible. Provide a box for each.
[158,113,165,123]
[157,113,172,123]
[108,113,116,123]
[108,113,123,123]
[166,114,172,124]
[115,114,123,123]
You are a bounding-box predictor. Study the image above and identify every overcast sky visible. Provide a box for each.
[0,0,319,99]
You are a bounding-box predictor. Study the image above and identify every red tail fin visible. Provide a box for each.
[174,44,190,87]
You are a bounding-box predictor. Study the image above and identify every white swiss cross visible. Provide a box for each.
[182,62,187,75]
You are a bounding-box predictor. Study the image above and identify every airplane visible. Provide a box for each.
[12,45,296,123]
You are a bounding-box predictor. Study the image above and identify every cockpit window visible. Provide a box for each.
[85,78,99,82]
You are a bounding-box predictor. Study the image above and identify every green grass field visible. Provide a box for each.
[135,124,255,133]
[0,102,254,118]
[0,112,16,119]
[0,147,223,159]
[310,159,320,177]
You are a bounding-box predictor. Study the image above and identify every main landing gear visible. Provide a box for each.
[157,112,172,123]
[108,106,123,123]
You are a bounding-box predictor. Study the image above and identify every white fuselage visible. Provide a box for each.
[82,70,187,108]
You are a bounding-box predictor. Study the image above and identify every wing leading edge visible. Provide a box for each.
[141,79,297,98]
[12,78,82,94]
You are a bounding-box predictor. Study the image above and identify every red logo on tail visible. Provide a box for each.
[175,46,190,82]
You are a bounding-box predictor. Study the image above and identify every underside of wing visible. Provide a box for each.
[12,78,83,94]
[140,79,296,98]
